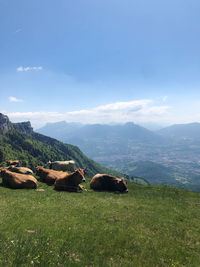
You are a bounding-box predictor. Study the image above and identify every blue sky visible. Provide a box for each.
[0,0,200,128]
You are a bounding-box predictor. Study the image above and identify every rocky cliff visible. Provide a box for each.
[0,113,12,134]
[13,121,33,135]
[0,113,33,136]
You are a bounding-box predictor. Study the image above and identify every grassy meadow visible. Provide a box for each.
[0,178,200,267]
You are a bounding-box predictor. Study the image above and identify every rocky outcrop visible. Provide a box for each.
[0,113,12,135]
[13,121,33,135]
[0,113,33,136]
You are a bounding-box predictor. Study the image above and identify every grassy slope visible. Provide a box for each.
[0,178,200,266]
[0,129,121,177]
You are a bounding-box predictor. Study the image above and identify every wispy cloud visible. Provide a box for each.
[17,66,43,72]
[6,99,171,128]
[8,96,23,103]
[15,29,22,34]
[67,100,153,119]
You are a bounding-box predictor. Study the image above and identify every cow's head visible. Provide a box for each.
[115,178,128,193]
[75,168,86,183]
[36,166,43,176]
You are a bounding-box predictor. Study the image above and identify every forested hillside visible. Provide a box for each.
[0,114,121,177]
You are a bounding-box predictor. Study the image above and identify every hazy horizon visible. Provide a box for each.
[4,114,200,132]
[1,0,200,128]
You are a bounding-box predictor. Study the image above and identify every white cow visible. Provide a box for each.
[46,160,76,172]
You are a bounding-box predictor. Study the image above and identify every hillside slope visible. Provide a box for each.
[0,114,121,177]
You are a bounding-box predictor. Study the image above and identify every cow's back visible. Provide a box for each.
[8,166,33,175]
[36,166,66,185]
[46,171,66,185]
[90,174,117,191]
[50,161,75,171]
[90,174,128,192]
[51,162,64,171]
[54,168,85,191]
[1,169,38,189]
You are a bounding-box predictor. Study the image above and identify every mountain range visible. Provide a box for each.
[37,121,200,191]
[37,121,167,158]
[158,122,200,141]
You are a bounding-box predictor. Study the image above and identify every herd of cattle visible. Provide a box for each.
[0,160,128,193]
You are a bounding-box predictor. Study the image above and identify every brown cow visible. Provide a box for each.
[6,160,20,167]
[36,166,67,185]
[54,168,86,192]
[0,168,38,189]
[8,166,33,175]
[90,174,128,193]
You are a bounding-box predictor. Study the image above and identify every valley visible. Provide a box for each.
[37,121,200,190]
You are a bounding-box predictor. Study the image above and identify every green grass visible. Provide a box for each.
[0,179,200,266]
[133,177,150,186]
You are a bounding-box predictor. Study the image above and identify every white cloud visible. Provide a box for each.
[15,29,22,34]
[6,99,171,128]
[8,96,23,103]
[95,100,151,112]
[17,66,43,72]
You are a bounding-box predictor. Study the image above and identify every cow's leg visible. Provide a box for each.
[78,184,85,190]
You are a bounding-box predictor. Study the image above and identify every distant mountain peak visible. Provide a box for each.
[157,122,200,140]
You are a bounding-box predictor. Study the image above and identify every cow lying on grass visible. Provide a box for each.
[0,168,38,189]
[6,160,20,167]
[36,166,67,185]
[46,160,75,172]
[54,168,85,192]
[7,166,33,175]
[90,174,128,193]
